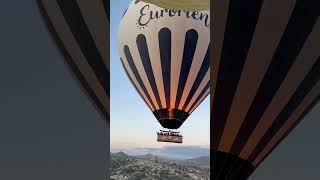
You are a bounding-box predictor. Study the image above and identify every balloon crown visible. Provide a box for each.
[137,0,210,11]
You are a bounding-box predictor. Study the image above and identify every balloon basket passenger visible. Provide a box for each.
[157,130,183,143]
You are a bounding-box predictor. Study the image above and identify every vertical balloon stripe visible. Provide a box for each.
[37,0,109,121]
[185,70,210,112]
[174,29,198,108]
[159,28,172,108]
[76,0,109,70]
[57,0,109,96]
[233,0,320,157]
[212,0,264,149]
[144,30,166,109]
[253,83,320,167]
[170,23,187,109]
[188,81,210,113]
[120,58,154,111]
[123,46,157,110]
[182,45,210,110]
[102,0,109,21]
[210,0,230,107]
[248,59,320,162]
[136,34,163,109]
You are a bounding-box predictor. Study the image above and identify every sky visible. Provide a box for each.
[110,0,210,149]
[0,0,320,180]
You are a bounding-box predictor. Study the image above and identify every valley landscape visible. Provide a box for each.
[110,151,210,180]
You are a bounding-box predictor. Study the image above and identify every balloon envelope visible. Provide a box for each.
[37,0,110,122]
[210,0,320,179]
[118,1,210,129]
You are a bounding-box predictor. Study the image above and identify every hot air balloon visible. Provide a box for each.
[118,1,210,143]
[210,0,320,179]
[36,0,110,122]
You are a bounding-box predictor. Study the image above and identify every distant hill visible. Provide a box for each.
[135,153,154,159]
[112,151,130,158]
[111,146,209,160]
[181,156,210,168]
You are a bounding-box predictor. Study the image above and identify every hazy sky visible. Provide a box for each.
[110,0,210,149]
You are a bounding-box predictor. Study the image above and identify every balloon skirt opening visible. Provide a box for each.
[211,150,255,180]
[157,118,184,129]
[153,108,189,129]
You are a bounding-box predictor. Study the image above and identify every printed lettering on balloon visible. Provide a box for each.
[137,4,210,29]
